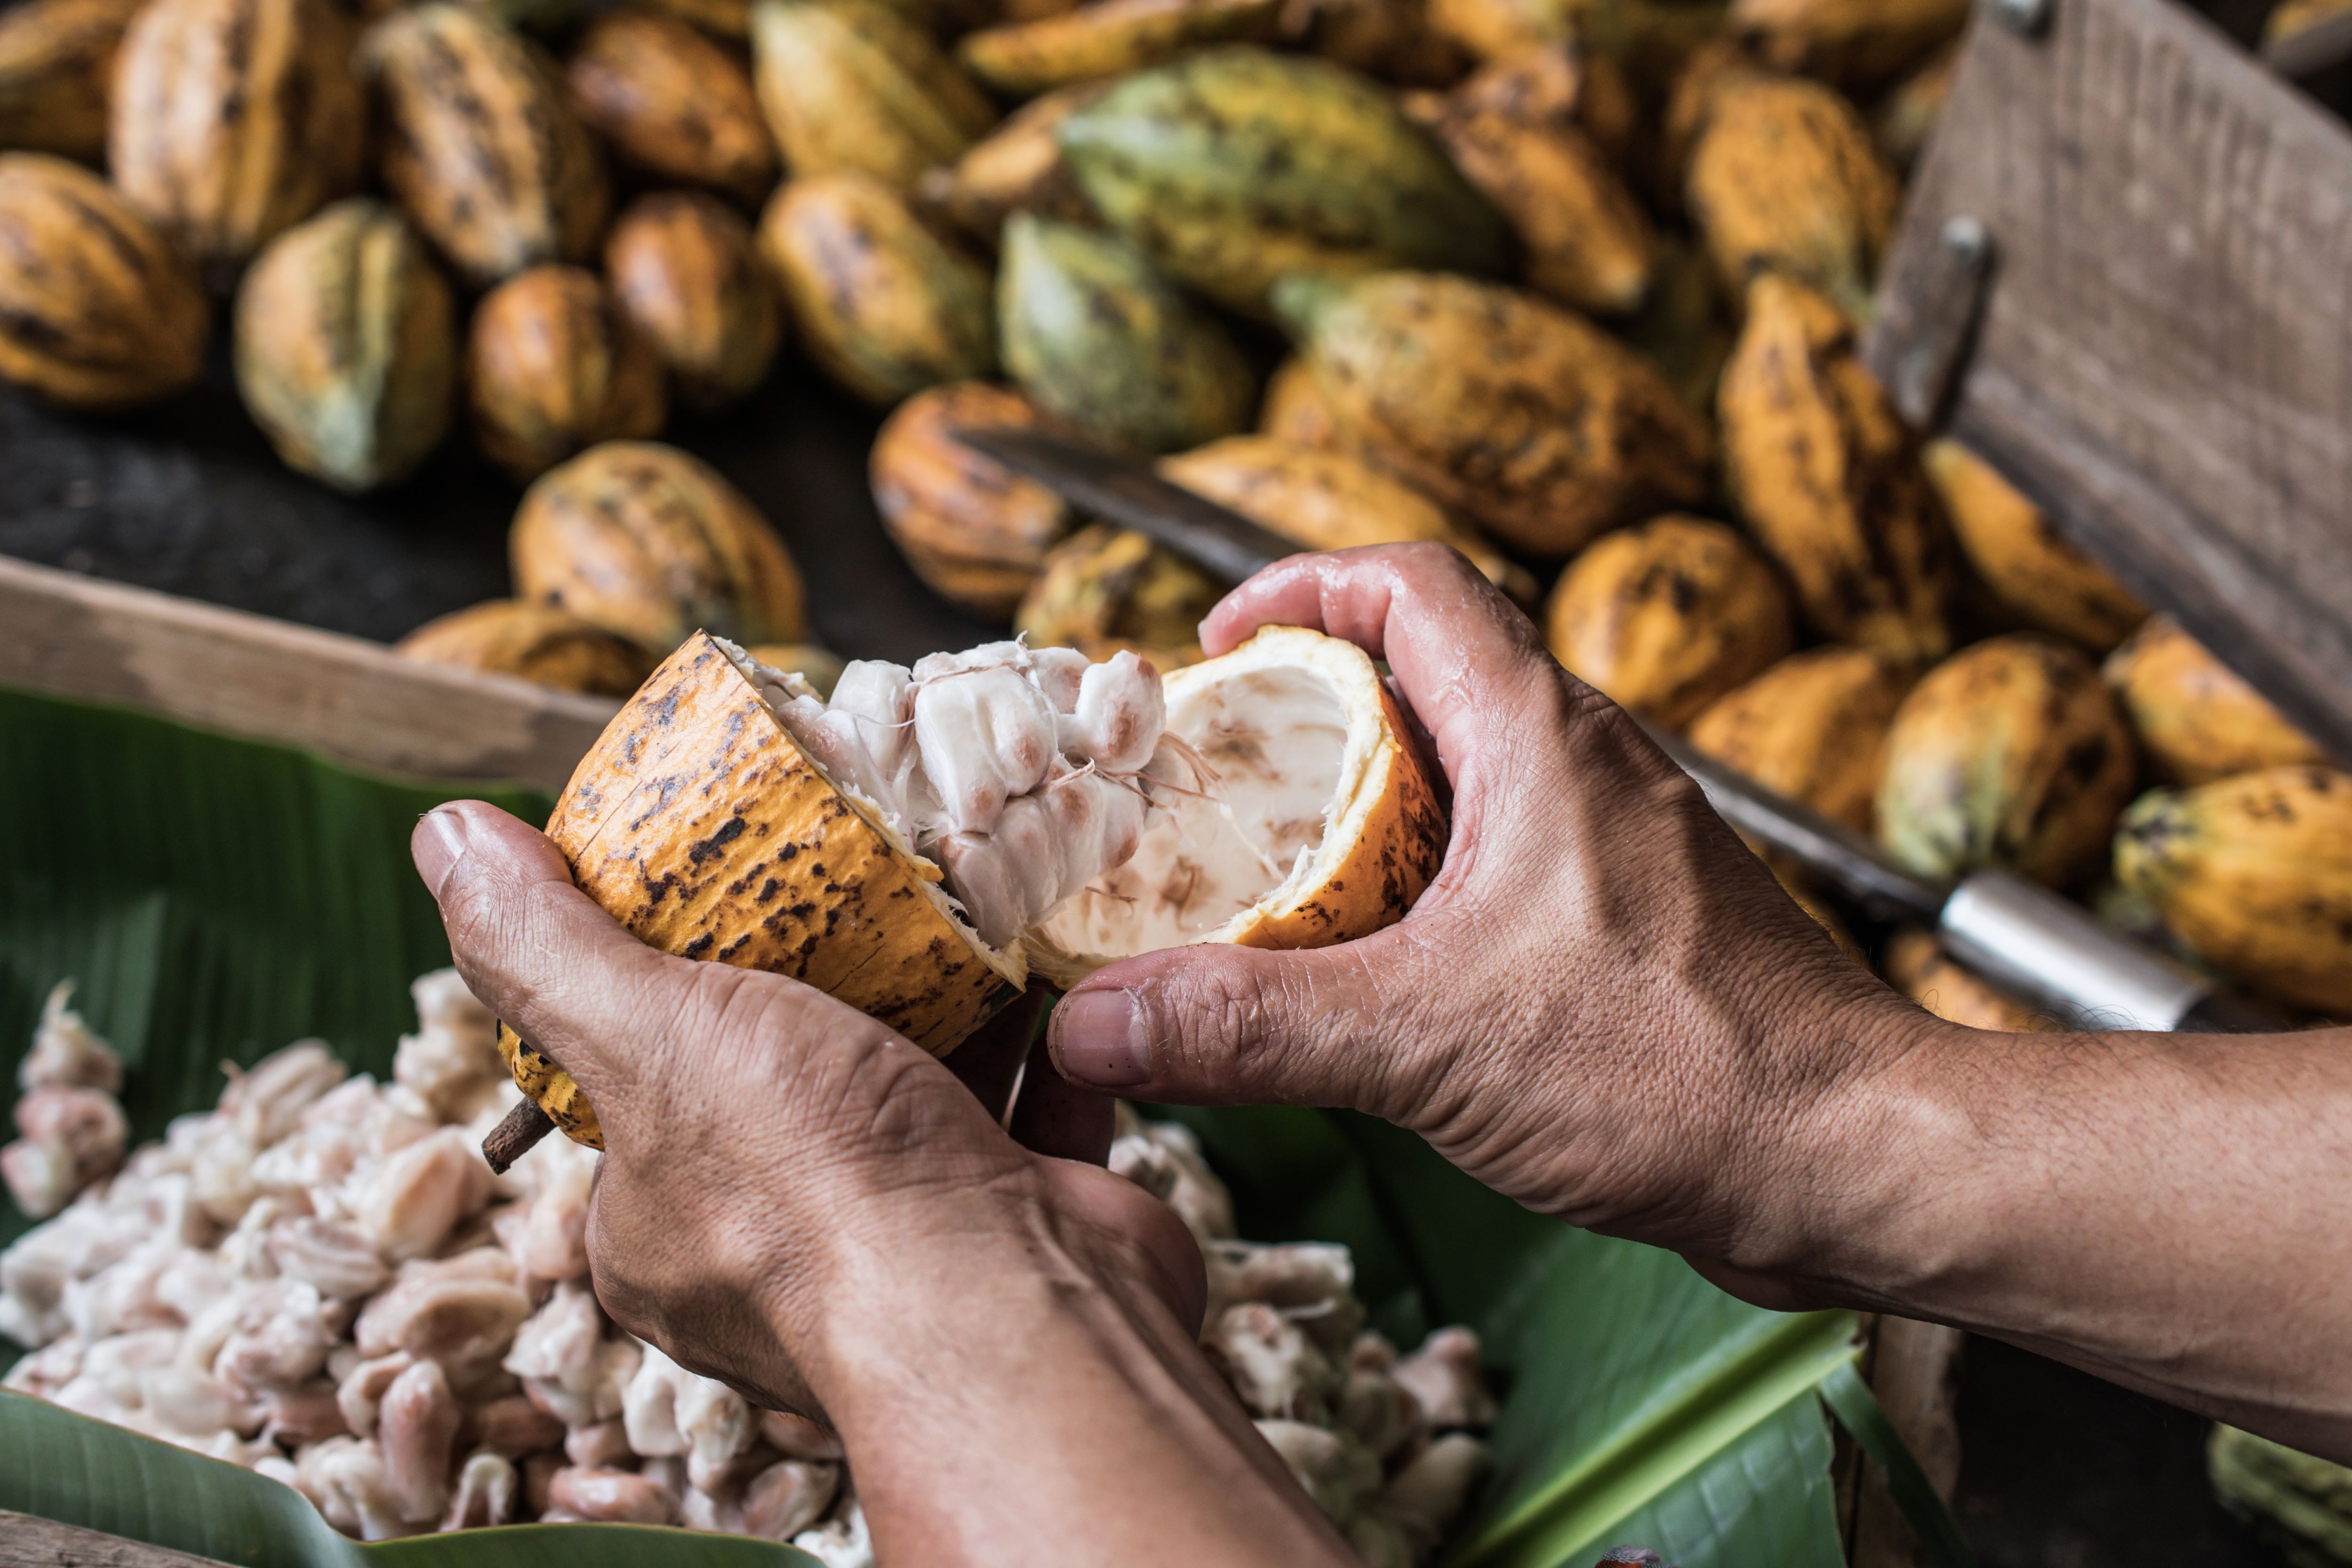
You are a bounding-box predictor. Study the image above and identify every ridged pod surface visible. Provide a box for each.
[108,0,365,266]
[2104,615,2328,787]
[1162,434,1530,598]
[998,214,1254,454]
[870,381,1074,620]
[234,199,457,493]
[605,191,780,412]
[1719,272,1953,659]
[750,0,996,191]
[467,265,667,481]
[2115,766,2352,1015]
[1922,439,2146,653]
[1687,644,1916,830]
[363,4,611,286]
[0,0,144,162]
[1881,929,2057,1032]
[1421,101,1654,316]
[1732,0,1968,88]
[1057,47,1509,312]
[1877,634,2137,888]
[0,153,208,410]
[565,8,778,202]
[957,0,1283,97]
[759,173,996,406]
[395,599,654,696]
[919,82,1104,242]
[1684,72,1899,318]
[1017,522,1219,666]
[1279,270,1711,556]
[1544,514,1796,727]
[511,440,806,653]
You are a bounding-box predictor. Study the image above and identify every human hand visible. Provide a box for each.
[1044,543,1934,1299]
[411,802,1202,1420]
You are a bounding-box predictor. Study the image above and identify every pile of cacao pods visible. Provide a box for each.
[0,0,2342,1023]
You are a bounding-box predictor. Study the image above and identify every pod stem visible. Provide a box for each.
[483,1096,556,1175]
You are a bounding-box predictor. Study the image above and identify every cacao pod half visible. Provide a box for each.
[1687,644,1917,831]
[750,0,996,192]
[1278,269,1711,556]
[1544,514,1796,726]
[1056,46,1509,313]
[467,265,667,482]
[397,599,655,696]
[870,380,1074,621]
[0,0,143,163]
[1718,271,1954,660]
[565,8,778,203]
[1017,522,1220,667]
[511,440,806,654]
[234,199,457,493]
[109,0,365,267]
[0,152,207,410]
[1922,438,2147,653]
[363,4,611,286]
[2104,615,2328,787]
[957,0,1284,98]
[2114,766,2352,1015]
[759,173,997,407]
[605,191,781,413]
[1877,633,2137,888]
[998,214,1254,455]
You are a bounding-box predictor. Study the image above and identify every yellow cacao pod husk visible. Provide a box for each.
[636,0,754,36]
[565,9,778,202]
[1731,0,1966,88]
[467,265,667,481]
[2104,615,2328,787]
[109,0,365,267]
[234,198,457,492]
[1877,633,2137,888]
[0,152,207,409]
[2114,765,2352,1016]
[1881,929,2058,1032]
[1922,438,2147,653]
[511,439,807,653]
[750,0,996,192]
[870,380,1074,621]
[1257,355,1340,448]
[759,172,996,406]
[0,0,143,162]
[1544,514,1796,726]
[605,191,780,413]
[397,599,655,696]
[364,4,611,287]
[1302,0,1472,88]
[956,0,1284,98]
[916,81,1104,243]
[1277,269,1711,557]
[1016,522,1218,666]
[1424,101,1655,317]
[1687,644,1917,831]
[1719,272,1954,660]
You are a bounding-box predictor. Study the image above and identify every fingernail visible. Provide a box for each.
[413,807,470,899]
[1051,989,1152,1088]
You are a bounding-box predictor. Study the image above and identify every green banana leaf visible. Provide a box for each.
[0,684,1955,1568]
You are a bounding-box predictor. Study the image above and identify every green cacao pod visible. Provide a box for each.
[234,199,458,493]
[758,172,995,406]
[1056,46,1508,313]
[362,4,611,286]
[109,0,365,267]
[605,191,781,413]
[466,264,667,481]
[1876,633,2137,889]
[1275,269,1709,556]
[750,0,996,192]
[0,152,207,410]
[0,0,143,163]
[999,214,1253,454]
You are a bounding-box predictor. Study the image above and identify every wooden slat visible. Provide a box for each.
[1865,0,2352,764]
[0,557,617,795]
[0,1510,236,1568]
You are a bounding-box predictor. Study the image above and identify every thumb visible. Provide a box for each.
[1046,937,1406,1114]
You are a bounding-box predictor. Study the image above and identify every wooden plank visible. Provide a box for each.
[0,557,616,795]
[0,1511,235,1568]
[1865,0,2352,764]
